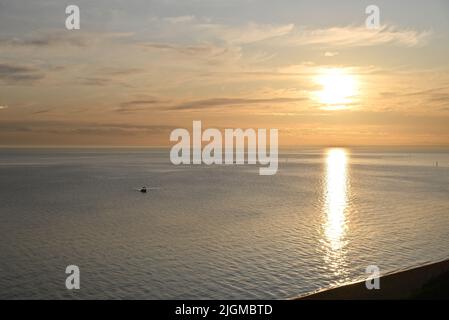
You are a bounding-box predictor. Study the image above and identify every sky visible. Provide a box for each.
[1,0,449,146]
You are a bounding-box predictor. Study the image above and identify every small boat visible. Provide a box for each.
[134,186,160,193]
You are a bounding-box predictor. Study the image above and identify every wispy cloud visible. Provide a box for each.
[290,25,431,47]
[324,51,339,57]
[31,108,52,115]
[99,67,143,76]
[115,96,308,113]
[142,42,232,56]
[0,63,44,84]
[78,77,112,87]
[117,98,168,113]
[163,15,196,24]
[169,97,307,111]
[143,20,429,49]
[0,33,87,47]
[0,31,134,49]
[141,41,242,65]
[0,121,175,136]
[197,22,295,45]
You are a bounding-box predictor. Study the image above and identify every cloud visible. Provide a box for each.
[117,98,168,112]
[121,99,163,106]
[197,22,295,44]
[0,121,175,136]
[32,108,52,115]
[324,51,339,57]
[99,67,143,76]
[143,42,228,55]
[78,77,112,86]
[0,32,134,50]
[402,86,449,97]
[0,33,88,47]
[115,95,307,113]
[148,20,427,48]
[149,18,294,45]
[401,86,449,108]
[75,68,143,87]
[163,15,196,24]
[141,42,242,64]
[290,25,431,47]
[169,97,307,110]
[0,63,44,84]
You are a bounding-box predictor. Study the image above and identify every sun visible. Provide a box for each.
[314,68,359,110]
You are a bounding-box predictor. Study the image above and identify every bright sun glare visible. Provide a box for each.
[314,68,359,110]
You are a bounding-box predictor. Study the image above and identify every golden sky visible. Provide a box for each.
[1,0,449,146]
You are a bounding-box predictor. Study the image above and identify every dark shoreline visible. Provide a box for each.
[296,258,449,300]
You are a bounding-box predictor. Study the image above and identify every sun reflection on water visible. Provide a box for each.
[322,148,350,279]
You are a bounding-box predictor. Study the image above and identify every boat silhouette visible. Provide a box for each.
[134,186,160,193]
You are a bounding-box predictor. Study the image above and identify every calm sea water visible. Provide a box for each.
[0,147,448,299]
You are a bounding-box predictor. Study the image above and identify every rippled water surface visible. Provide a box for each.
[0,147,449,299]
